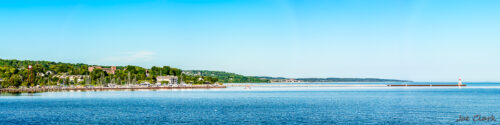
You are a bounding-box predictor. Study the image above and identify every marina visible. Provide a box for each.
[0,85,226,93]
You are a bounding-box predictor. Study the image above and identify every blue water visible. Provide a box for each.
[1,83,499,124]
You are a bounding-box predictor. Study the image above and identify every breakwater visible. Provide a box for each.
[227,84,387,87]
[228,84,466,87]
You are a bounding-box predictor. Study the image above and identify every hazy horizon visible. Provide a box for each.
[1,0,499,82]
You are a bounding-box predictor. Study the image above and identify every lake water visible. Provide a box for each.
[1,82,499,124]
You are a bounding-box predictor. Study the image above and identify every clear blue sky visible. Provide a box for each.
[1,0,499,82]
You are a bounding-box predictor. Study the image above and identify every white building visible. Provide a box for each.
[156,75,178,84]
[53,75,88,83]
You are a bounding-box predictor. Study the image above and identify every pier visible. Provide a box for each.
[227,84,387,87]
[228,84,466,87]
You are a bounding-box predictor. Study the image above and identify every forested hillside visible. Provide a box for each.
[0,58,218,88]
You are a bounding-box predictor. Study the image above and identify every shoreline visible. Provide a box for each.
[1,83,470,93]
[0,85,226,93]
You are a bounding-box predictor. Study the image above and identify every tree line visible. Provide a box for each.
[0,59,219,88]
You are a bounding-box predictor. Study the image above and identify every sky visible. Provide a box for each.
[1,0,499,82]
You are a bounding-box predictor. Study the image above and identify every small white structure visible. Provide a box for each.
[45,71,54,75]
[458,77,463,86]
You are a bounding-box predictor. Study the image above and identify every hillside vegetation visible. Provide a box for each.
[0,58,218,88]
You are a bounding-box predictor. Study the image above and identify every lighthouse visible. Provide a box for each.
[458,77,463,86]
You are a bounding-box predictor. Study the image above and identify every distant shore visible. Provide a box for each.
[0,85,226,93]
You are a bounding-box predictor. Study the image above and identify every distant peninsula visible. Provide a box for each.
[184,70,412,83]
[258,77,412,83]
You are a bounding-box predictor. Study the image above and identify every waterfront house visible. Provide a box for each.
[270,79,303,83]
[156,75,178,84]
[53,75,88,83]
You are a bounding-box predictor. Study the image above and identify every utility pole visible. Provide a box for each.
[28,65,32,87]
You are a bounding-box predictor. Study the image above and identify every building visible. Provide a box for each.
[89,66,117,74]
[156,75,178,84]
[270,79,303,83]
[285,79,300,83]
[53,75,88,83]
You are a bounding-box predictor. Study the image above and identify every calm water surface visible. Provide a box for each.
[1,82,499,124]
